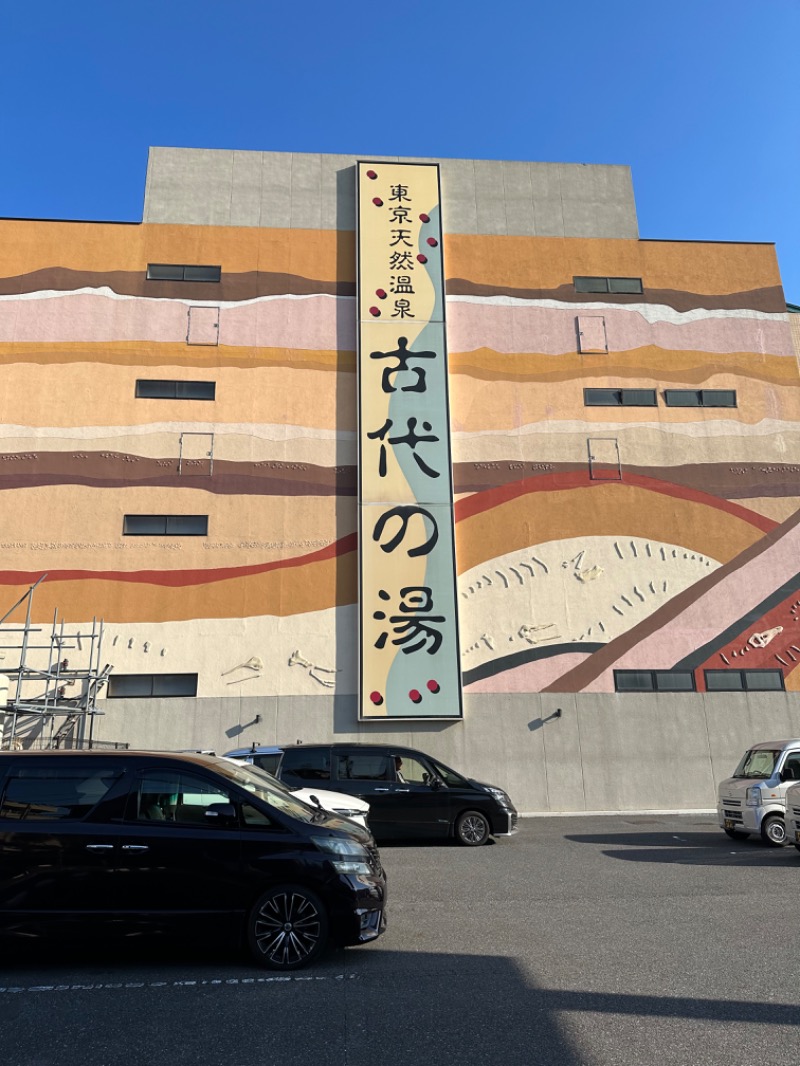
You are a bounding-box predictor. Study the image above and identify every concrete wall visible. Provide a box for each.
[89,691,800,814]
[143,148,639,238]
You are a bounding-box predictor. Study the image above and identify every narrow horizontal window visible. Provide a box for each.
[664,389,737,408]
[574,276,642,294]
[615,670,695,693]
[584,388,657,407]
[608,277,643,294]
[742,670,784,691]
[136,379,216,400]
[107,673,198,698]
[705,670,744,691]
[574,276,609,293]
[614,671,655,692]
[123,515,208,536]
[146,264,221,283]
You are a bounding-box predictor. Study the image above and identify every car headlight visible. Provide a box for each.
[312,835,372,874]
[746,786,762,807]
[486,787,512,808]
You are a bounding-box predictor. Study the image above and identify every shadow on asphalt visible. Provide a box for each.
[564,830,800,867]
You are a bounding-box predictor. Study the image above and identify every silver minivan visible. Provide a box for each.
[717,739,800,845]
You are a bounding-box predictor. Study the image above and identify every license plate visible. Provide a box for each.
[724,819,735,829]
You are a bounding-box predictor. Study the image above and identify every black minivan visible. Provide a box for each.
[0,750,386,969]
[225,743,518,846]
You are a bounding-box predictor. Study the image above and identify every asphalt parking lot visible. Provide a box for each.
[2,813,799,1066]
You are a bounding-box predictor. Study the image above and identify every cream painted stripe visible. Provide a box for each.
[0,287,347,310]
[446,294,790,326]
[2,287,788,327]
[450,417,800,439]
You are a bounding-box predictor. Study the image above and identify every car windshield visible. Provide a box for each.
[429,757,470,788]
[733,749,780,779]
[210,758,327,823]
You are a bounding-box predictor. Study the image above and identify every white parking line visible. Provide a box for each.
[0,974,358,995]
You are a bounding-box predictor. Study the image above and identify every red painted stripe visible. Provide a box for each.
[454,470,777,533]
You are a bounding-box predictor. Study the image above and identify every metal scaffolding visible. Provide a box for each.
[0,575,112,750]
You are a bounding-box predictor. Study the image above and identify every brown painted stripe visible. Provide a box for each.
[0,267,356,300]
[445,280,787,314]
[543,505,800,692]
[0,456,798,502]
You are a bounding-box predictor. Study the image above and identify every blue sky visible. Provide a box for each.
[3,1,799,299]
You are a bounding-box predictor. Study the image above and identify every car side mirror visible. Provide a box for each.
[204,802,237,824]
[430,776,443,791]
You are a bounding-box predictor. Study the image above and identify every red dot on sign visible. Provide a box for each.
[427,680,440,694]
[416,254,428,264]
[372,197,383,207]
[409,689,422,703]
[370,691,383,705]
[375,288,387,299]
[366,170,378,179]
[369,306,381,317]
[419,213,430,223]
[426,237,438,247]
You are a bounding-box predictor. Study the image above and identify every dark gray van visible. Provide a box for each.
[225,743,518,846]
[0,750,386,969]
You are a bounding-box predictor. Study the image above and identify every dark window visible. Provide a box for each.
[574,276,642,294]
[106,673,198,698]
[130,770,231,824]
[123,515,208,536]
[146,264,221,282]
[136,380,216,401]
[252,753,282,776]
[664,389,737,408]
[0,767,121,821]
[584,388,657,407]
[336,753,393,782]
[574,276,609,293]
[615,670,695,692]
[705,669,784,692]
[280,748,331,782]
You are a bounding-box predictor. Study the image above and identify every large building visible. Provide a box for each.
[1,148,798,811]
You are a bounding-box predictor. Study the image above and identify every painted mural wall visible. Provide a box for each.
[0,215,796,704]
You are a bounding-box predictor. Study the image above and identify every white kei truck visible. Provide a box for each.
[717,739,800,846]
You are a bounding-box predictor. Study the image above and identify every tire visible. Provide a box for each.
[455,810,491,847]
[760,815,786,847]
[723,828,749,840]
[247,885,329,970]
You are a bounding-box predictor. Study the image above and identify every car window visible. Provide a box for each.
[252,753,282,775]
[0,765,122,822]
[394,756,431,785]
[428,758,470,788]
[130,770,233,826]
[280,748,331,782]
[336,753,393,781]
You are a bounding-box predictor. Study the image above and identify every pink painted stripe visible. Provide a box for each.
[582,521,800,691]
[466,652,591,692]
[0,293,349,351]
[447,304,795,358]
[0,294,793,358]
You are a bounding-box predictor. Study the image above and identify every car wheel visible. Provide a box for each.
[455,810,491,847]
[760,815,786,847]
[723,828,749,840]
[247,885,329,970]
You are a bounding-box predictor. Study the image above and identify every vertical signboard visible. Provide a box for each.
[357,161,463,720]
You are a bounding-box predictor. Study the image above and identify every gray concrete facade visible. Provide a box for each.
[90,691,800,815]
[143,147,639,238]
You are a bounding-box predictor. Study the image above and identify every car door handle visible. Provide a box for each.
[396,788,410,792]
[374,788,391,792]
[86,844,114,851]
[121,845,149,852]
